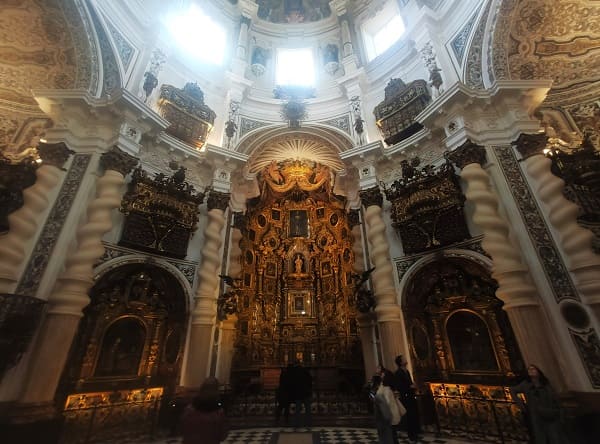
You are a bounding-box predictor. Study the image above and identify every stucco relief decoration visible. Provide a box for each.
[492,0,600,100]
[0,0,78,105]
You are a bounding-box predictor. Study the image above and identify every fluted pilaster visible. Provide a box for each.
[357,313,377,381]
[0,143,72,292]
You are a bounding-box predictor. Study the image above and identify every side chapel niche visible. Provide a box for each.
[232,160,362,389]
[60,264,188,396]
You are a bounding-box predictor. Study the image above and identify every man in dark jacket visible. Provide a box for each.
[290,360,312,427]
[394,355,420,443]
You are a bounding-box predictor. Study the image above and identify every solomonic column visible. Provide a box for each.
[359,187,405,369]
[447,140,563,386]
[0,143,73,293]
[181,190,230,388]
[20,147,137,405]
[514,133,600,322]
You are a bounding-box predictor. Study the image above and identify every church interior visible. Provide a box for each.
[0,0,599,443]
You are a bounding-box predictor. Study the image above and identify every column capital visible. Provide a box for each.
[207,190,230,212]
[37,141,74,169]
[447,139,486,169]
[359,186,383,208]
[329,0,349,16]
[513,133,548,159]
[99,147,138,176]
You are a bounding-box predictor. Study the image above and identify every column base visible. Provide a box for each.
[0,401,63,444]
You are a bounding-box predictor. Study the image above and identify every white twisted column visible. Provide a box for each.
[515,134,600,319]
[0,143,72,293]
[448,141,564,388]
[20,148,137,403]
[182,190,230,389]
[359,187,405,369]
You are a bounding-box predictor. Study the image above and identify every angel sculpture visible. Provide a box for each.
[219,274,242,288]
[351,267,376,313]
[217,275,242,320]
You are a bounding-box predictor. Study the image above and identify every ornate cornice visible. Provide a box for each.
[513,133,548,159]
[359,186,383,208]
[37,141,74,168]
[207,190,230,212]
[447,140,486,168]
[100,147,138,176]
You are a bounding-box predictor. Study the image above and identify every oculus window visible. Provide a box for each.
[276,48,315,86]
[362,4,405,61]
[166,6,226,65]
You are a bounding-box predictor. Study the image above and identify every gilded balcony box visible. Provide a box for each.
[373,78,431,146]
[157,82,216,149]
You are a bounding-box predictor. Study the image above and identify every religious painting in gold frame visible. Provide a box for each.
[287,290,312,317]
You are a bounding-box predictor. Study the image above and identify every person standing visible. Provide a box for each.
[180,377,228,444]
[371,374,396,444]
[510,364,570,444]
[394,355,420,443]
[276,364,292,425]
[290,360,312,427]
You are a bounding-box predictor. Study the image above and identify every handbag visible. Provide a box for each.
[395,396,407,417]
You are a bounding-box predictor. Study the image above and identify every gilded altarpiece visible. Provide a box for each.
[59,265,188,442]
[232,161,362,389]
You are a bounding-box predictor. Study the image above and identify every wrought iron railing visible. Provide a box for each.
[428,382,529,443]
[60,387,163,444]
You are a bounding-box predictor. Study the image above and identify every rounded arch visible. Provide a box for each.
[398,249,493,308]
[93,254,193,314]
[445,309,499,372]
[239,124,353,173]
[94,315,147,377]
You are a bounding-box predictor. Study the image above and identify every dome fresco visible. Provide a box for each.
[254,0,332,23]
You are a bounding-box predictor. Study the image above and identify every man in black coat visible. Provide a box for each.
[289,360,312,427]
[394,355,420,443]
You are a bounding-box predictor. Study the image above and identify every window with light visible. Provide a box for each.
[165,5,226,65]
[276,48,315,87]
[362,5,405,61]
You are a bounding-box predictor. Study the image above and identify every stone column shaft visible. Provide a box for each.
[357,314,377,380]
[0,143,72,293]
[181,191,229,388]
[516,134,600,319]
[360,187,406,369]
[449,141,563,386]
[19,148,136,404]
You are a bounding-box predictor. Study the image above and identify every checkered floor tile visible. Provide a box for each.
[137,427,483,444]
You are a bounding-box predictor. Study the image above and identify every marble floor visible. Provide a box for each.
[143,427,492,444]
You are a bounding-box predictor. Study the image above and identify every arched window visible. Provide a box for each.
[95,318,145,377]
[446,311,498,372]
